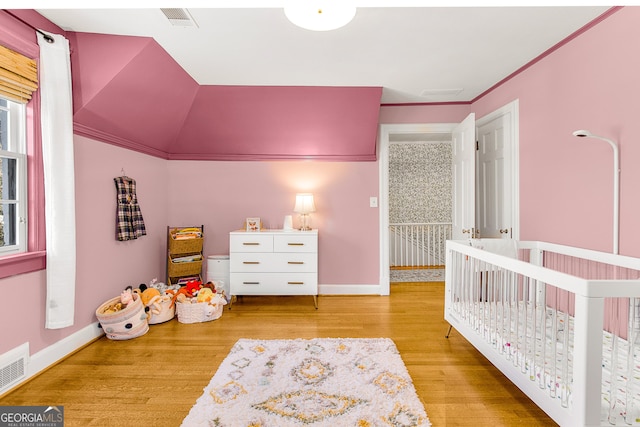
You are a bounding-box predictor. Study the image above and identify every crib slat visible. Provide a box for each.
[624,298,638,424]
[537,280,546,390]
[561,309,570,408]
[521,275,529,374]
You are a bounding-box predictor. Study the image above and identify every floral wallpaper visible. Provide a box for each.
[388,142,452,224]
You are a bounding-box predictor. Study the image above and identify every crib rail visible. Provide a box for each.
[445,239,640,427]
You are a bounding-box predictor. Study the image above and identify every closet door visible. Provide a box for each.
[451,113,476,240]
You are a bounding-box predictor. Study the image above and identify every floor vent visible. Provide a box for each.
[0,343,29,394]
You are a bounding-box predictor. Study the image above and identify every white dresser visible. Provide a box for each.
[229,229,318,308]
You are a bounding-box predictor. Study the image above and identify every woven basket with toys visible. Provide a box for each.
[136,279,178,325]
[96,288,149,340]
[174,280,227,324]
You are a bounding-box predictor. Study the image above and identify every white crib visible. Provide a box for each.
[445,239,640,427]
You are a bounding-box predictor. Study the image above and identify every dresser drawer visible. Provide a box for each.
[274,253,317,272]
[230,253,317,273]
[230,253,273,272]
[230,233,273,252]
[231,273,317,295]
[274,234,317,253]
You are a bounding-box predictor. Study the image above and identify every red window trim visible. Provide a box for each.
[0,251,46,279]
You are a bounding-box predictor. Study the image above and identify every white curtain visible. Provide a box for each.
[38,32,76,329]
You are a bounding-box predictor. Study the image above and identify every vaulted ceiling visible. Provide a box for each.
[38,5,611,103]
[30,4,615,160]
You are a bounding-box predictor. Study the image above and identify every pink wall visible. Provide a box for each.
[379,103,471,124]
[4,140,381,355]
[1,136,169,355]
[166,160,380,285]
[473,6,639,256]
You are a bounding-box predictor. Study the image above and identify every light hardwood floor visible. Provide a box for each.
[0,282,555,426]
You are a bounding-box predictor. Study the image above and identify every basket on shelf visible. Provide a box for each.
[96,293,149,340]
[175,294,226,324]
[169,228,203,254]
[168,253,203,278]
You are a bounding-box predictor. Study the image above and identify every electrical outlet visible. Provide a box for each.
[370,197,378,208]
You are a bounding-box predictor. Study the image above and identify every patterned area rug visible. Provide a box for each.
[181,338,430,426]
[390,268,445,283]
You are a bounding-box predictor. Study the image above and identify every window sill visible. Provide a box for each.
[0,250,46,279]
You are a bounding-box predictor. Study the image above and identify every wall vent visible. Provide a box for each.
[160,8,198,28]
[0,343,29,394]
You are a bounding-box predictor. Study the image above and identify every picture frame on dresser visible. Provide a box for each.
[245,217,261,232]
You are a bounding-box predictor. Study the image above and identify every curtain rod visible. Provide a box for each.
[4,10,55,43]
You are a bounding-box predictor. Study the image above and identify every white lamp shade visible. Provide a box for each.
[294,193,316,214]
[284,1,356,32]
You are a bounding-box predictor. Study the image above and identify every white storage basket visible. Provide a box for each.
[175,294,226,324]
[96,293,149,340]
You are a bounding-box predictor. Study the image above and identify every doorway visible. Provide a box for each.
[378,100,520,295]
[387,138,452,283]
[378,123,456,295]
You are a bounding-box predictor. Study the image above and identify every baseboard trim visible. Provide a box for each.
[10,323,104,394]
[319,284,384,295]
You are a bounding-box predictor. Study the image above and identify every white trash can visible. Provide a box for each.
[207,255,230,301]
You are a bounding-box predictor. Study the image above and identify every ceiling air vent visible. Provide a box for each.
[160,8,198,28]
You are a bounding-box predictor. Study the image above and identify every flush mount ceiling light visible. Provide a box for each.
[284,1,356,31]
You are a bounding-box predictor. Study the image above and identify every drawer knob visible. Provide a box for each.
[288,281,304,285]
[243,261,260,264]
[243,242,260,246]
[288,261,304,265]
[243,281,260,285]
[288,243,304,246]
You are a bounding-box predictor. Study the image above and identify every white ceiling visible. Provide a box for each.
[35,4,612,104]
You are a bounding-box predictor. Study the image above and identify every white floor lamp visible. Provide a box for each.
[573,129,620,255]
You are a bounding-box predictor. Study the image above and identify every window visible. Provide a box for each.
[0,18,46,279]
[0,97,27,255]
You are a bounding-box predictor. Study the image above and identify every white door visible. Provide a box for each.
[476,104,516,239]
[451,113,476,240]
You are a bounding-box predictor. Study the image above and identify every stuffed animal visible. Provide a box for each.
[203,280,227,301]
[169,287,190,307]
[148,278,180,295]
[183,280,202,297]
[197,288,214,303]
[136,284,162,316]
[102,301,123,314]
[103,286,134,314]
[120,286,134,306]
[201,281,217,292]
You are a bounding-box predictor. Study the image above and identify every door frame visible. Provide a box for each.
[378,123,457,296]
[378,101,519,295]
[475,99,520,241]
